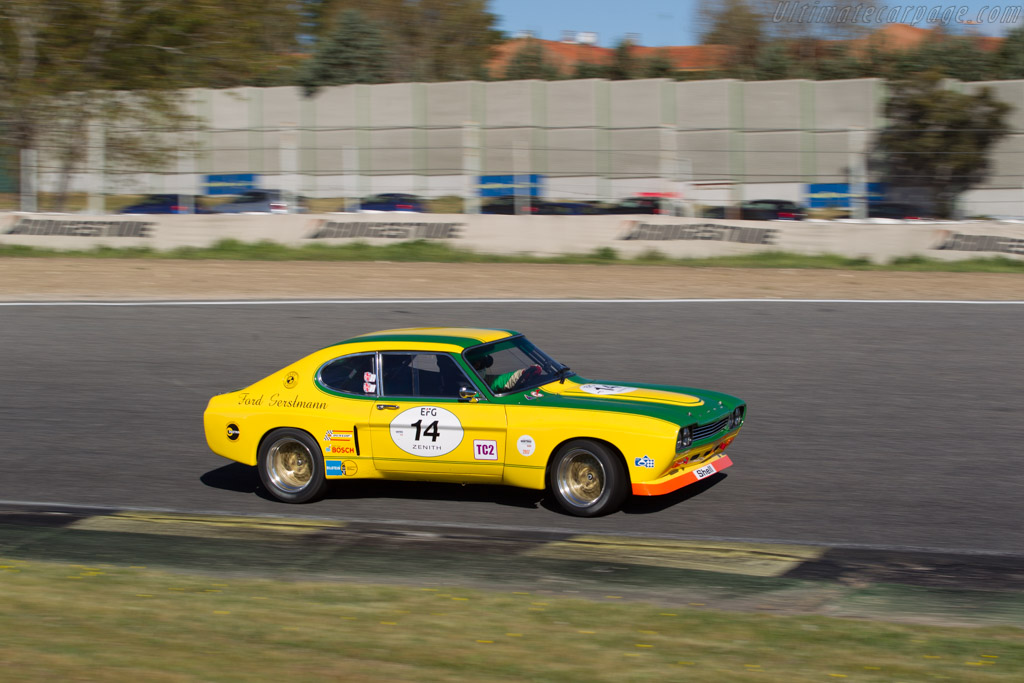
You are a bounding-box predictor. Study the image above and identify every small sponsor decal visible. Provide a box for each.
[324,430,353,442]
[363,372,376,382]
[579,384,637,396]
[343,460,358,476]
[634,455,656,469]
[390,406,464,457]
[525,390,543,400]
[694,463,716,479]
[226,424,240,441]
[516,435,536,456]
[473,440,498,460]
[283,371,299,389]
[363,382,376,394]
[325,445,356,455]
[326,460,344,476]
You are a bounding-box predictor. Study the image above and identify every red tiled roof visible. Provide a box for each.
[486,38,732,77]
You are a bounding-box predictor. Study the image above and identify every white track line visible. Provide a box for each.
[2,298,1024,307]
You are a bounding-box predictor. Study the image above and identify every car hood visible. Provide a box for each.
[525,377,743,426]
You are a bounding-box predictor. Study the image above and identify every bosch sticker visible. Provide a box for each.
[579,384,637,396]
[634,455,655,469]
[325,445,356,455]
[516,435,536,456]
[473,439,498,460]
[390,406,464,457]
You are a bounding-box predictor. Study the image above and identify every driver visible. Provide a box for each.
[489,364,542,393]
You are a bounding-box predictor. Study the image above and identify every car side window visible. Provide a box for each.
[319,354,376,395]
[381,353,473,399]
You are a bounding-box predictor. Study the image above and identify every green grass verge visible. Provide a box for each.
[0,557,1021,682]
[1,239,1023,272]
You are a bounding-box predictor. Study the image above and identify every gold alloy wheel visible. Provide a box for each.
[556,448,606,508]
[266,438,313,492]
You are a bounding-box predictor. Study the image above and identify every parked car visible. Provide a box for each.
[480,195,603,215]
[343,193,426,213]
[118,194,211,214]
[210,190,308,214]
[867,202,929,220]
[703,199,805,221]
[202,327,746,516]
[605,197,668,215]
[480,195,541,215]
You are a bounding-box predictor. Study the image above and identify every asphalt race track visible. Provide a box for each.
[2,300,1023,555]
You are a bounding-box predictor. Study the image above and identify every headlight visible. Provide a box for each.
[676,425,693,451]
[732,406,744,428]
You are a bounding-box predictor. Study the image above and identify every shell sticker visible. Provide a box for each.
[390,406,464,457]
[579,383,637,396]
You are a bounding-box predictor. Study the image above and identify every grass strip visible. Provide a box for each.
[1,557,1021,682]
[1,239,1023,272]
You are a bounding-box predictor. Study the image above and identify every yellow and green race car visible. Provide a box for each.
[203,327,746,517]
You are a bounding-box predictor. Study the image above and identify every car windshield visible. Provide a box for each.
[464,336,572,395]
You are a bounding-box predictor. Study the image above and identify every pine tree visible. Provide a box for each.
[298,9,393,95]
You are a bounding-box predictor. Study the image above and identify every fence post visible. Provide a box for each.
[20,149,37,213]
[514,141,529,216]
[463,121,480,215]
[279,123,299,212]
[87,120,105,215]
[343,145,359,212]
[848,127,867,220]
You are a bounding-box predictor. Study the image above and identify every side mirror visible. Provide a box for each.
[459,387,480,402]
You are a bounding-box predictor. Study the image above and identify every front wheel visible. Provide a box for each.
[548,439,627,517]
[257,429,327,503]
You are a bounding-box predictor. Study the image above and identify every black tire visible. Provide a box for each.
[548,439,628,517]
[257,428,327,503]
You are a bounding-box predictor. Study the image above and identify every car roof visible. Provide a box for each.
[339,327,519,350]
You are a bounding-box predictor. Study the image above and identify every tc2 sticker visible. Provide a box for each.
[579,383,637,395]
[390,406,464,457]
[516,435,536,456]
[473,440,498,460]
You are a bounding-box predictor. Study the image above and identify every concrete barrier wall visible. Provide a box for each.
[2,214,1022,263]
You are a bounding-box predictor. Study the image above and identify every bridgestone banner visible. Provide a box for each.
[2,213,1023,262]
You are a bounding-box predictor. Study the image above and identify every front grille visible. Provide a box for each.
[693,416,729,441]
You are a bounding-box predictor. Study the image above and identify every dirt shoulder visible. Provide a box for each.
[1,258,1022,301]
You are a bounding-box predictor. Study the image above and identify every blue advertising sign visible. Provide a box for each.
[478,174,544,198]
[806,182,886,208]
[204,173,259,196]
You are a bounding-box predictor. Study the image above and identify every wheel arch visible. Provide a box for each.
[257,426,321,461]
[544,436,631,486]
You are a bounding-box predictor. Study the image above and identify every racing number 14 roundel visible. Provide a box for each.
[390,406,464,457]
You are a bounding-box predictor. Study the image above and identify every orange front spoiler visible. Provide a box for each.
[631,454,733,496]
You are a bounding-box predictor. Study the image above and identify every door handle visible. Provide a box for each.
[376,404,399,410]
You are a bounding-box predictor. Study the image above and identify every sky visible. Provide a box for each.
[490,0,1020,47]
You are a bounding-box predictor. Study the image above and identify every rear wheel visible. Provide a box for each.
[258,429,327,503]
[548,439,627,517]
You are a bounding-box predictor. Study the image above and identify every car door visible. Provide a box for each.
[369,351,506,479]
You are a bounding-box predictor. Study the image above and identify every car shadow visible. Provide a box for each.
[200,462,260,494]
[619,472,727,515]
[200,464,725,514]
[324,479,544,510]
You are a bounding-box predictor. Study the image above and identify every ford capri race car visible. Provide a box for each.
[203,328,746,517]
